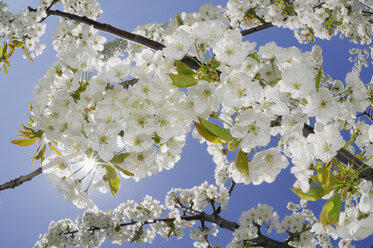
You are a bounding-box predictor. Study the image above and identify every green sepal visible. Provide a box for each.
[248,53,260,63]
[227,138,240,151]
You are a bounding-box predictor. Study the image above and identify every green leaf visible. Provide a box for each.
[176,13,183,26]
[315,68,322,92]
[198,117,234,143]
[48,142,62,156]
[34,144,46,161]
[320,193,341,227]
[31,143,42,166]
[168,73,198,87]
[3,64,8,74]
[3,42,7,57]
[12,40,23,48]
[6,48,14,59]
[236,148,249,178]
[321,167,337,188]
[110,152,129,164]
[11,138,36,146]
[174,60,195,75]
[193,121,221,143]
[311,175,322,184]
[3,59,10,66]
[112,163,134,177]
[105,163,120,197]
[291,186,332,201]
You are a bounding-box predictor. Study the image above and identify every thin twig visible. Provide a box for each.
[0,167,42,191]
[363,111,373,122]
[39,0,60,23]
[241,23,274,36]
[214,180,236,215]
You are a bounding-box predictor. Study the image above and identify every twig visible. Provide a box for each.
[39,0,60,23]
[241,23,274,36]
[214,180,236,215]
[0,167,42,191]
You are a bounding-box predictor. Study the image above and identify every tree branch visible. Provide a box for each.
[241,23,274,36]
[270,120,373,183]
[44,9,166,51]
[0,167,42,191]
[39,0,60,23]
[63,209,291,248]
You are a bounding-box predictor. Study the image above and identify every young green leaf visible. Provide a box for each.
[31,143,42,166]
[110,152,130,164]
[12,40,23,48]
[11,138,36,146]
[193,121,221,143]
[291,186,333,201]
[3,64,8,74]
[321,167,337,188]
[320,193,341,227]
[168,73,198,87]
[176,13,183,26]
[236,148,249,178]
[113,163,134,177]
[48,142,62,156]
[105,163,120,197]
[174,60,195,75]
[198,117,234,143]
[34,144,46,160]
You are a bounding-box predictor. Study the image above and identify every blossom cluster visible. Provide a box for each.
[2,0,373,246]
[34,181,229,248]
[225,0,373,44]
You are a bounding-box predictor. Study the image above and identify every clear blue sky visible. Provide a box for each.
[0,1,372,247]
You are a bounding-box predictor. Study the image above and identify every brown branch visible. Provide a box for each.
[39,0,60,23]
[270,120,373,183]
[0,167,42,191]
[36,8,203,70]
[241,23,274,36]
[44,9,166,51]
[64,209,291,248]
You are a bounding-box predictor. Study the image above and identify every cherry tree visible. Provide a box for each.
[0,0,373,247]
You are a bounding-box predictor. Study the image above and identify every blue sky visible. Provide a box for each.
[0,0,372,247]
